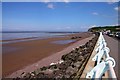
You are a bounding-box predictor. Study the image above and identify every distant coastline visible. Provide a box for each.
[1,31,81,33]
[2,31,84,43]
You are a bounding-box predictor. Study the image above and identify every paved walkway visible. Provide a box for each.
[104,35,119,78]
[81,34,119,78]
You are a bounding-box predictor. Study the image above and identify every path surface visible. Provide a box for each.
[7,35,94,78]
[81,34,119,78]
[104,35,119,78]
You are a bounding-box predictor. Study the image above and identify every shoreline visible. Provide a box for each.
[2,32,92,77]
[2,37,38,42]
[1,33,78,44]
[1,32,78,43]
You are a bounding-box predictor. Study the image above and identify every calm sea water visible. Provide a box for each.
[2,32,78,53]
[2,32,72,40]
[1,32,76,44]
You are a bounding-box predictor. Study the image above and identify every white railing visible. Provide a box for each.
[86,32,117,79]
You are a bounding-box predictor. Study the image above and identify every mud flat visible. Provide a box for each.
[3,32,92,77]
[11,32,99,79]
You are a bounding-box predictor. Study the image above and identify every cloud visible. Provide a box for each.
[107,0,118,4]
[47,3,54,9]
[107,0,118,2]
[92,12,99,15]
[114,7,120,11]
[91,25,97,27]
[87,25,97,29]
[43,0,50,3]
[114,7,118,11]
[2,0,119,2]
[43,0,69,3]
[107,2,116,4]
[63,0,69,3]
[115,23,119,26]
[92,12,117,19]
[66,26,71,29]
[56,26,71,30]
[89,24,119,27]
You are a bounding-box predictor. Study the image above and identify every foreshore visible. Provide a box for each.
[2,32,92,77]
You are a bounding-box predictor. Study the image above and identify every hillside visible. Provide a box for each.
[88,26,120,32]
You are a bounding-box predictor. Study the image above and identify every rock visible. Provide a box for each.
[34,68,42,75]
[36,72,45,78]
[43,69,53,75]
[61,54,68,61]
[58,62,69,70]
[40,66,48,71]
[48,65,58,70]
[58,60,64,64]
[20,72,26,78]
[66,66,78,76]
[74,61,82,68]
[23,73,31,78]
[70,73,77,78]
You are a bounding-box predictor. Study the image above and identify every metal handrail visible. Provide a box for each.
[108,61,116,78]
[86,32,117,79]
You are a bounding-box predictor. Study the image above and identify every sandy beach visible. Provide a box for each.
[2,32,92,77]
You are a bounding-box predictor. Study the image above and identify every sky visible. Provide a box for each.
[2,2,119,32]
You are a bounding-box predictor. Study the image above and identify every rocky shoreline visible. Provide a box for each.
[13,33,99,79]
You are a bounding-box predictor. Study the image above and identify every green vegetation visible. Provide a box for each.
[88,26,120,32]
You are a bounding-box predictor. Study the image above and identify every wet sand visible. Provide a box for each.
[2,32,92,77]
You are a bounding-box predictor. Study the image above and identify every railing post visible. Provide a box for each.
[86,32,117,79]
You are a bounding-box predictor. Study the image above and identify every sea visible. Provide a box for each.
[1,31,79,44]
